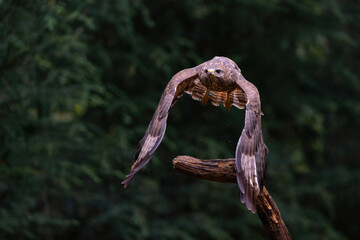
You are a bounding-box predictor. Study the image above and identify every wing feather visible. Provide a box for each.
[235,77,268,213]
[185,79,207,101]
[229,88,247,109]
[122,67,201,188]
[185,82,247,110]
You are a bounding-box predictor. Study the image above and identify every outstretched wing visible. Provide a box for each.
[122,66,202,188]
[235,78,268,213]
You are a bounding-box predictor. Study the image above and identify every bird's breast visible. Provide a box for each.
[201,76,237,92]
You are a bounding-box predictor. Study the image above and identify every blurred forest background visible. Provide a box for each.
[1,0,359,239]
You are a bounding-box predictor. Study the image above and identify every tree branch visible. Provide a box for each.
[173,155,292,240]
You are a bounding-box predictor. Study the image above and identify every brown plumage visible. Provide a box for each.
[122,56,268,213]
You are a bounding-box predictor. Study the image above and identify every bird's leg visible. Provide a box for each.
[225,91,231,111]
[202,88,210,106]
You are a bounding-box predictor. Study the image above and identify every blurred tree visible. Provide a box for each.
[0,0,359,239]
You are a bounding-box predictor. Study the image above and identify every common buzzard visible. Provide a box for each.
[122,56,268,213]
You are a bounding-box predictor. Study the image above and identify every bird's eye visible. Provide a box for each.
[215,69,221,74]
[204,69,208,73]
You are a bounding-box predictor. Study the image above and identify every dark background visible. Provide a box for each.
[1,0,359,239]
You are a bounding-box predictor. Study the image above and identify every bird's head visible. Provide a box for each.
[204,68,224,79]
[198,56,240,91]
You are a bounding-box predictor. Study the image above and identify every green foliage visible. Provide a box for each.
[0,0,359,239]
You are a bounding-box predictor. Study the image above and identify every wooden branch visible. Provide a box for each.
[173,155,292,240]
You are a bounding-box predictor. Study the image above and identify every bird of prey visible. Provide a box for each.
[122,56,268,213]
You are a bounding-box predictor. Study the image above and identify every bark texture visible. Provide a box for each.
[173,155,291,240]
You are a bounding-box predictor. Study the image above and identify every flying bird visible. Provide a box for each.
[122,56,268,213]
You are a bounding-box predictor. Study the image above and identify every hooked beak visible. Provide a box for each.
[207,69,216,76]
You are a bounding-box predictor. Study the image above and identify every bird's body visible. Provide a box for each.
[122,56,268,213]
